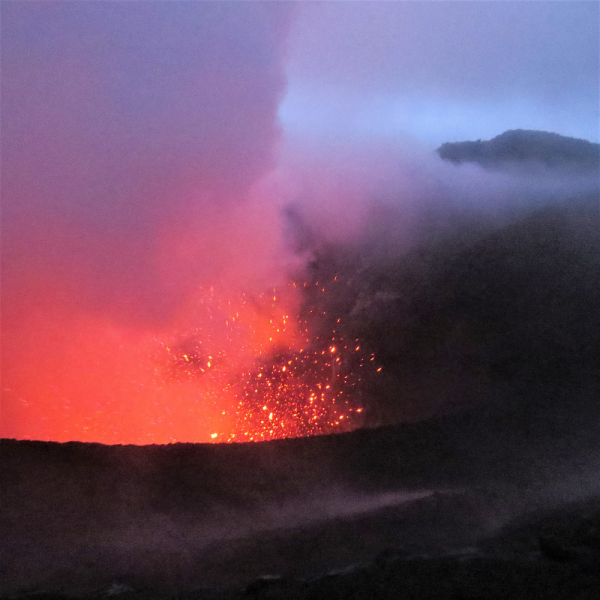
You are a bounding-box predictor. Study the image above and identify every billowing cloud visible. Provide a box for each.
[1,2,294,441]
[2,1,292,323]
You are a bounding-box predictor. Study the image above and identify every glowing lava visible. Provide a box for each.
[2,279,378,445]
[159,281,377,442]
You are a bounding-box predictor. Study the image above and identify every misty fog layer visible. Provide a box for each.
[276,131,599,428]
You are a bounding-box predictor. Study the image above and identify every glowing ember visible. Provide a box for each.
[4,279,378,445]
[159,280,378,443]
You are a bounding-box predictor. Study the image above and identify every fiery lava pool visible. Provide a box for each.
[159,281,377,443]
[5,279,379,445]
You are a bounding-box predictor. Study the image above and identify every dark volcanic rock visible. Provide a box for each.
[437,129,600,172]
[6,497,600,600]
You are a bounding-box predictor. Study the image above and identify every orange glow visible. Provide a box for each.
[161,281,376,443]
[3,279,379,444]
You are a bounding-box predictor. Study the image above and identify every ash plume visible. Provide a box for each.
[1,2,295,441]
[279,136,600,428]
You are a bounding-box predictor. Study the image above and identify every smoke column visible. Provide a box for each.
[1,2,295,443]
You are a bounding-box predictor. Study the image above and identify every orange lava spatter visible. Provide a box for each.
[159,280,376,443]
[3,279,377,445]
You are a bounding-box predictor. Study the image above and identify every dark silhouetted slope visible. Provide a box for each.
[437,130,600,172]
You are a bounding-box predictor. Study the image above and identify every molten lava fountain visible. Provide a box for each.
[160,280,375,443]
[5,279,377,445]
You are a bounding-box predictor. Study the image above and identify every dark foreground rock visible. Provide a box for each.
[4,497,600,600]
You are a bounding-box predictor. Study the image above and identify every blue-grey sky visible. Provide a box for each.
[281,1,599,146]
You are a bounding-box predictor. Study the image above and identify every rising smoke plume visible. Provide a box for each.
[1,2,295,442]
